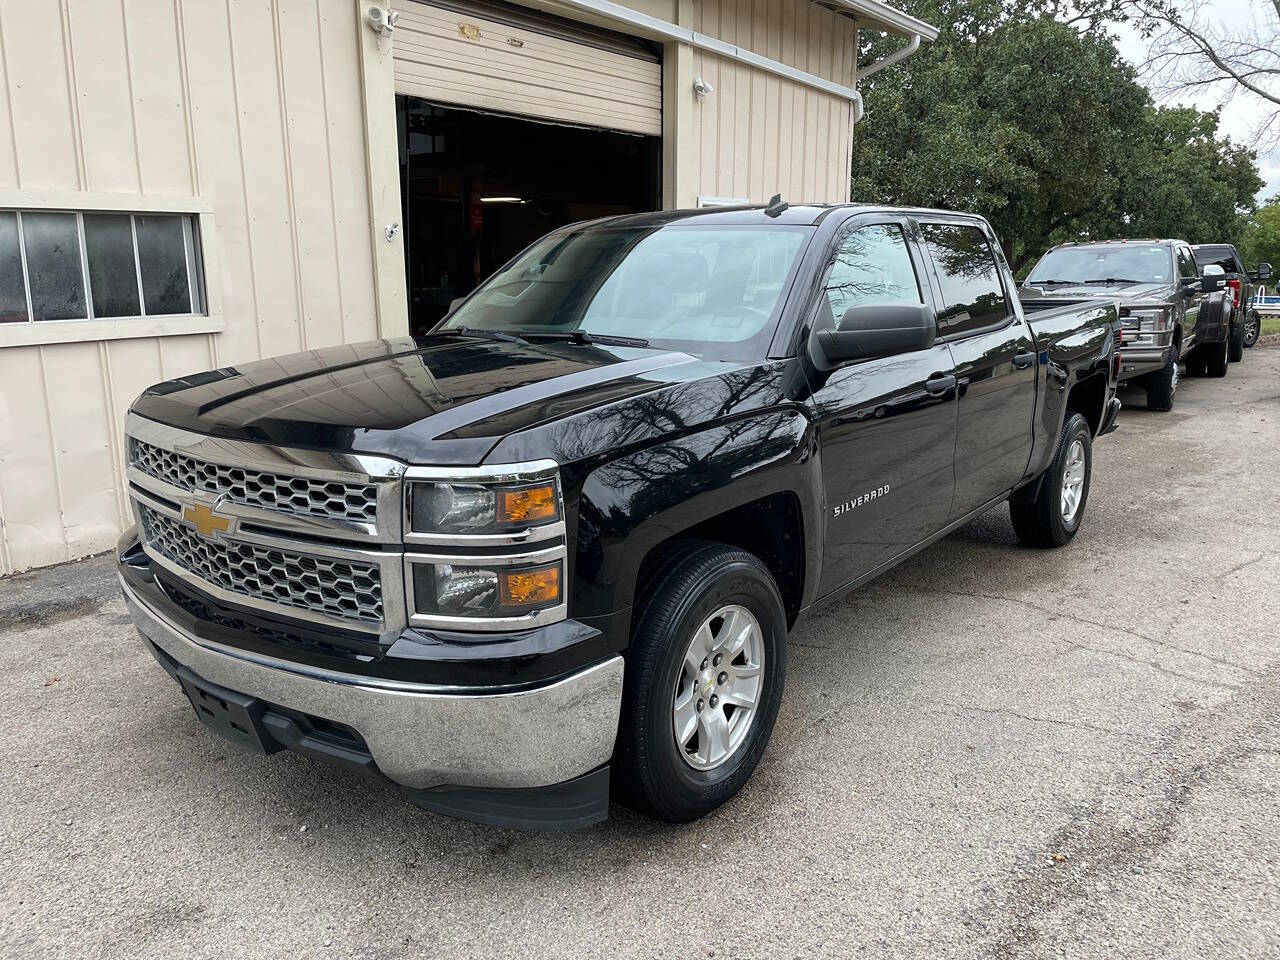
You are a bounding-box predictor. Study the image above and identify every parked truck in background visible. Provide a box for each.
[1191,243,1274,351]
[117,204,1121,830]
[1021,239,1231,411]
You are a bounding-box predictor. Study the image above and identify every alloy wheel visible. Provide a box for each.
[672,604,765,771]
[1060,438,1086,524]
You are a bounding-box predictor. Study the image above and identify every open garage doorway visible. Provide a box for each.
[397,97,661,336]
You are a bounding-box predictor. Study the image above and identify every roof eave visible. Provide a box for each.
[815,0,940,41]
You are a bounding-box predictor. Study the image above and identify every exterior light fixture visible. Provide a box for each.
[692,77,714,98]
[367,6,400,36]
[479,197,526,204]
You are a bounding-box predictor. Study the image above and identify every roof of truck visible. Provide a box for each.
[570,203,990,229]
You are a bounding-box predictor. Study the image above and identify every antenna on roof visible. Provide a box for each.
[763,194,789,218]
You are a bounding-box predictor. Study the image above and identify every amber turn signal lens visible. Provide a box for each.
[498,564,561,609]
[496,484,558,525]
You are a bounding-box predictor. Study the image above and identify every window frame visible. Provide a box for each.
[916,216,1017,343]
[0,189,222,348]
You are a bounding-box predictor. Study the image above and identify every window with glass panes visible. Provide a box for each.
[0,210,204,324]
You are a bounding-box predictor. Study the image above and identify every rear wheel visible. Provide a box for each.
[1243,310,1261,348]
[1205,335,1229,377]
[1145,347,1179,411]
[616,541,787,823]
[1010,412,1092,548]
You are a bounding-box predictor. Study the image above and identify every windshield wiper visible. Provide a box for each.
[1031,279,1078,286]
[1088,277,1142,285]
[441,325,529,345]
[520,330,651,348]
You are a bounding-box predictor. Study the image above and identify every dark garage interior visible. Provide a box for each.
[397,96,662,336]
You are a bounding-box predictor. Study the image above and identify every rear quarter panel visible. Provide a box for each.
[1024,301,1119,477]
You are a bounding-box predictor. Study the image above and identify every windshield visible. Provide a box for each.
[1026,245,1172,285]
[436,223,811,359]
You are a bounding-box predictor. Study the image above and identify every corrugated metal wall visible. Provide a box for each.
[689,0,857,204]
[0,0,378,575]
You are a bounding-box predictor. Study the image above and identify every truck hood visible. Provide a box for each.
[129,335,714,465]
[1021,280,1172,302]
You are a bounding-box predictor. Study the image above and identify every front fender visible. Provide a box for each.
[571,408,819,630]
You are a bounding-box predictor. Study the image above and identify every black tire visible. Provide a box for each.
[1145,347,1179,411]
[1229,313,1245,362]
[1205,335,1229,377]
[1243,310,1261,348]
[1010,412,1092,549]
[615,541,787,823]
[1185,351,1207,378]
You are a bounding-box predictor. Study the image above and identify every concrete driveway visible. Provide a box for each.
[3,349,1279,960]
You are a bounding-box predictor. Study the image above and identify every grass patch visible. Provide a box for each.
[1263,316,1280,338]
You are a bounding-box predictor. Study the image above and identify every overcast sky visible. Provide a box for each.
[1109,4,1279,203]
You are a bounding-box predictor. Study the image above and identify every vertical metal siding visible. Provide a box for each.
[0,0,378,575]
[691,0,855,204]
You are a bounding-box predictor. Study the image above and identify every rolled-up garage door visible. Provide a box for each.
[394,0,662,136]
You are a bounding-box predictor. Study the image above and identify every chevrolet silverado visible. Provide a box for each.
[118,204,1121,829]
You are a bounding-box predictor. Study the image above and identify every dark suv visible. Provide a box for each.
[1191,243,1274,351]
[1021,239,1230,411]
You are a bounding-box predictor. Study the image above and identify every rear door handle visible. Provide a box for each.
[924,374,957,395]
[1013,351,1036,369]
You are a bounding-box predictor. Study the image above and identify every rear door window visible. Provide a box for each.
[921,223,1010,337]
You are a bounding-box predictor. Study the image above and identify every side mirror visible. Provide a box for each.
[1194,264,1224,293]
[813,303,935,366]
[447,297,466,314]
[1254,262,1273,282]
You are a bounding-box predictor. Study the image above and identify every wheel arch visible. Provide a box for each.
[571,409,821,633]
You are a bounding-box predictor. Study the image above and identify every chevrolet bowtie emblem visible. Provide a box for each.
[183,502,231,538]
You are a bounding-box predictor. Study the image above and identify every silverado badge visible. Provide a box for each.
[182,501,234,539]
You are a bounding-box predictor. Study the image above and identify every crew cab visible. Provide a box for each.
[1021,239,1230,411]
[1191,243,1273,351]
[117,204,1121,830]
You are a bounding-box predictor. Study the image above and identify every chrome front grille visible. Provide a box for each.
[125,413,408,633]
[129,437,378,525]
[138,504,384,625]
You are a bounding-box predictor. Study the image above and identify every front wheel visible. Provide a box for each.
[615,541,787,823]
[1243,310,1261,348]
[1145,347,1179,411]
[1229,314,1245,362]
[1205,335,1229,377]
[1010,412,1092,548]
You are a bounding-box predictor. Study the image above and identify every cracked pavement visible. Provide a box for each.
[3,349,1279,959]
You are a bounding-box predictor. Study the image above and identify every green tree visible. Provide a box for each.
[852,0,1263,273]
[1240,196,1280,273]
[1104,107,1264,245]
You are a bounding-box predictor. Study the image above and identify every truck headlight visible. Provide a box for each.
[1126,306,1172,332]
[410,558,563,619]
[408,475,561,535]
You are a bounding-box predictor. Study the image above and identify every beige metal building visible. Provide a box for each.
[0,0,933,575]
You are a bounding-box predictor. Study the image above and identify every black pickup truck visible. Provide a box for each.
[117,204,1120,829]
[1021,239,1231,410]
[1191,243,1274,351]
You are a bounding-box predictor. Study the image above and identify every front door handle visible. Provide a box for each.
[924,374,957,395]
[1013,351,1036,369]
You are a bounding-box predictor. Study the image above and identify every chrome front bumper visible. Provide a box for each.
[121,576,624,791]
